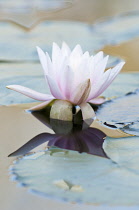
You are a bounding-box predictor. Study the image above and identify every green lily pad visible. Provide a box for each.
[92,11,139,45]
[0,21,102,61]
[103,136,139,174]
[10,146,139,205]
[96,89,139,135]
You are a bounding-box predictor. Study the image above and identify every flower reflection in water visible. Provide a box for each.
[9,109,107,158]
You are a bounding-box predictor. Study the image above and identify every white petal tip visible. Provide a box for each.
[62,41,66,45]
[119,61,125,66]
[53,42,58,46]
[118,61,126,70]
[121,61,126,65]
[36,46,43,52]
[36,46,39,49]
[6,85,12,89]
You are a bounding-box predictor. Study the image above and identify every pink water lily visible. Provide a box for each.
[7,42,125,120]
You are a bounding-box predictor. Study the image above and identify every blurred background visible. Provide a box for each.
[1,0,139,105]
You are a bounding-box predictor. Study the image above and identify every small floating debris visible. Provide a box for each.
[53,180,70,190]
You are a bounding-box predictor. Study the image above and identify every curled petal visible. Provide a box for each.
[6,85,55,101]
[71,79,91,105]
[89,97,106,105]
[79,102,95,121]
[28,100,54,111]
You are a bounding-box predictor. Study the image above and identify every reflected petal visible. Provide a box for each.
[8,133,56,157]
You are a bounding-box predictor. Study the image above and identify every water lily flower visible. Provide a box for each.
[7,42,125,121]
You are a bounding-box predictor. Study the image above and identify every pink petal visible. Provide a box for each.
[52,42,65,79]
[89,97,106,105]
[6,85,55,101]
[61,42,71,56]
[82,51,90,58]
[93,51,103,64]
[59,65,74,100]
[28,100,54,111]
[87,69,112,100]
[52,42,62,67]
[36,46,48,75]
[46,76,64,100]
[45,52,53,75]
[88,62,125,100]
[69,45,83,68]
[52,42,61,57]
[55,56,68,86]
[90,55,109,84]
[70,79,91,105]
[37,46,53,80]
[72,52,90,87]
[71,44,83,56]
[93,61,125,98]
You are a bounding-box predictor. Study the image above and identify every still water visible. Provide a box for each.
[1,0,139,208]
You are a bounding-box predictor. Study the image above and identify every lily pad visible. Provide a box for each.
[1,12,139,61]
[92,11,139,45]
[103,136,139,174]
[0,20,124,67]
[0,21,102,61]
[10,147,139,205]
[96,89,139,135]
